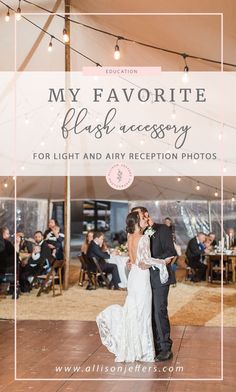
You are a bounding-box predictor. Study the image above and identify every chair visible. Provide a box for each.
[36,259,64,297]
[91,257,110,289]
[81,255,110,289]
[185,266,197,281]
[184,254,196,281]
[78,255,88,287]
[78,255,99,288]
[209,256,229,284]
[0,273,20,299]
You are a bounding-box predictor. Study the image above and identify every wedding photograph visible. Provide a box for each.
[0,0,236,391]
[0,175,236,390]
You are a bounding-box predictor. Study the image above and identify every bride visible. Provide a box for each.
[96,211,173,362]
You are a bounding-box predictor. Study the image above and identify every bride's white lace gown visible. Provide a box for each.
[96,235,168,362]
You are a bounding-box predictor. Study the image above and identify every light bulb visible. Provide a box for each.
[177,177,181,182]
[15,2,22,22]
[5,9,10,22]
[63,28,69,43]
[214,191,218,197]
[232,196,235,202]
[196,185,200,191]
[171,111,176,120]
[48,37,53,52]
[182,65,189,83]
[4,182,8,188]
[182,72,189,83]
[114,44,120,60]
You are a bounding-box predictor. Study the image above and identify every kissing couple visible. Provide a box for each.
[96,206,177,362]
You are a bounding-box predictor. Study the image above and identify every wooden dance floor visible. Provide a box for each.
[0,320,235,391]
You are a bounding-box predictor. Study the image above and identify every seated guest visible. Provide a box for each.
[204,235,213,253]
[20,231,54,292]
[87,231,121,290]
[81,231,94,256]
[0,227,21,298]
[101,238,110,253]
[227,228,236,248]
[44,219,64,260]
[17,231,35,254]
[0,227,15,275]
[209,232,217,247]
[186,232,207,282]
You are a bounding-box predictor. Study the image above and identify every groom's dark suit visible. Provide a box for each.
[148,223,177,354]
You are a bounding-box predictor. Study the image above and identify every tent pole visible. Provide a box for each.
[63,0,71,290]
[208,200,212,232]
[47,198,52,222]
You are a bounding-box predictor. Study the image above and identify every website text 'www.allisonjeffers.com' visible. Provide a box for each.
[55,363,184,375]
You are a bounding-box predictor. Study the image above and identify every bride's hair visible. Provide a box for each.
[126,211,140,234]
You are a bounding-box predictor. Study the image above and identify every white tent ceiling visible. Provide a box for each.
[0,2,235,201]
[0,0,235,72]
[0,176,235,201]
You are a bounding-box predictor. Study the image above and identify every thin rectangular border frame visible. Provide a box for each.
[13,11,224,382]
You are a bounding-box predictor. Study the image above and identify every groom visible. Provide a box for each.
[132,206,177,362]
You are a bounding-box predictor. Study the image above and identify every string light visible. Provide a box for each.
[5,8,10,22]
[3,181,8,188]
[1,1,236,69]
[214,190,219,197]
[48,36,53,52]
[182,70,189,83]
[114,38,121,60]
[232,195,235,202]
[177,177,181,182]
[196,184,200,191]
[15,0,22,21]
[63,27,69,43]
[182,54,189,83]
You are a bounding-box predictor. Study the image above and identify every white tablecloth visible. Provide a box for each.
[109,255,129,288]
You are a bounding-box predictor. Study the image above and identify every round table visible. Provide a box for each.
[109,255,129,288]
